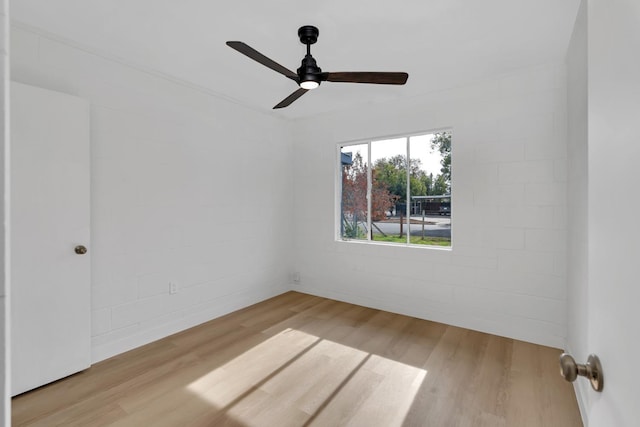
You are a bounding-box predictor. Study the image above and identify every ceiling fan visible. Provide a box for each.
[226,25,409,109]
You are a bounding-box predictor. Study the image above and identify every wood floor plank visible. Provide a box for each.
[12,291,582,427]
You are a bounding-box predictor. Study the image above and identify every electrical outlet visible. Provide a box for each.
[169,282,178,294]
[292,272,300,284]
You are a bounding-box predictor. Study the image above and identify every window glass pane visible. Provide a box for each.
[408,133,451,246]
[371,138,407,244]
[338,131,452,248]
[340,144,369,240]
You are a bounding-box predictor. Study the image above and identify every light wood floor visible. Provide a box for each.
[13,291,582,427]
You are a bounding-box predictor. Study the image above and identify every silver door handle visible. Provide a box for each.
[559,353,603,391]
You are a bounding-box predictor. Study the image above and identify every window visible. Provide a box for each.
[338,131,451,247]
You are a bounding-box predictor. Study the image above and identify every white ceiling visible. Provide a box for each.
[11,0,581,119]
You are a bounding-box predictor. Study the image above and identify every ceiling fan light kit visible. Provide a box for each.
[227,25,408,109]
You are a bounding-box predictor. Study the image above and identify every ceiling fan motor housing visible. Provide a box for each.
[297,55,322,86]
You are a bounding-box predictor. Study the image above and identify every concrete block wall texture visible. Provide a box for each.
[11,24,295,363]
[291,62,569,348]
[7,3,640,425]
[10,15,569,369]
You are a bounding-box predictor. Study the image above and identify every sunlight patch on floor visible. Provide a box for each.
[187,328,319,408]
[186,328,427,426]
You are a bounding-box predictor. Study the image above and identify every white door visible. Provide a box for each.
[587,0,640,425]
[10,82,91,396]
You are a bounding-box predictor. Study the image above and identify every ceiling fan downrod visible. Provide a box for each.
[297,26,322,89]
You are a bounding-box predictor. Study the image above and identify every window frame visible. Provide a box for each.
[335,129,452,249]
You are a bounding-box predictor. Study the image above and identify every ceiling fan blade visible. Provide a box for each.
[226,41,298,80]
[321,72,409,85]
[273,88,308,109]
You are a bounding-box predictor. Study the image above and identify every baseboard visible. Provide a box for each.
[91,284,290,364]
[566,345,590,426]
[293,284,565,349]
[574,381,589,426]
[564,345,590,427]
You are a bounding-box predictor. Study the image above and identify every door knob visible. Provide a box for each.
[74,245,87,255]
[559,353,603,392]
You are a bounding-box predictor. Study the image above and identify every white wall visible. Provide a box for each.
[7,16,572,383]
[0,1,8,424]
[292,63,569,348]
[10,24,294,362]
[565,0,590,420]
